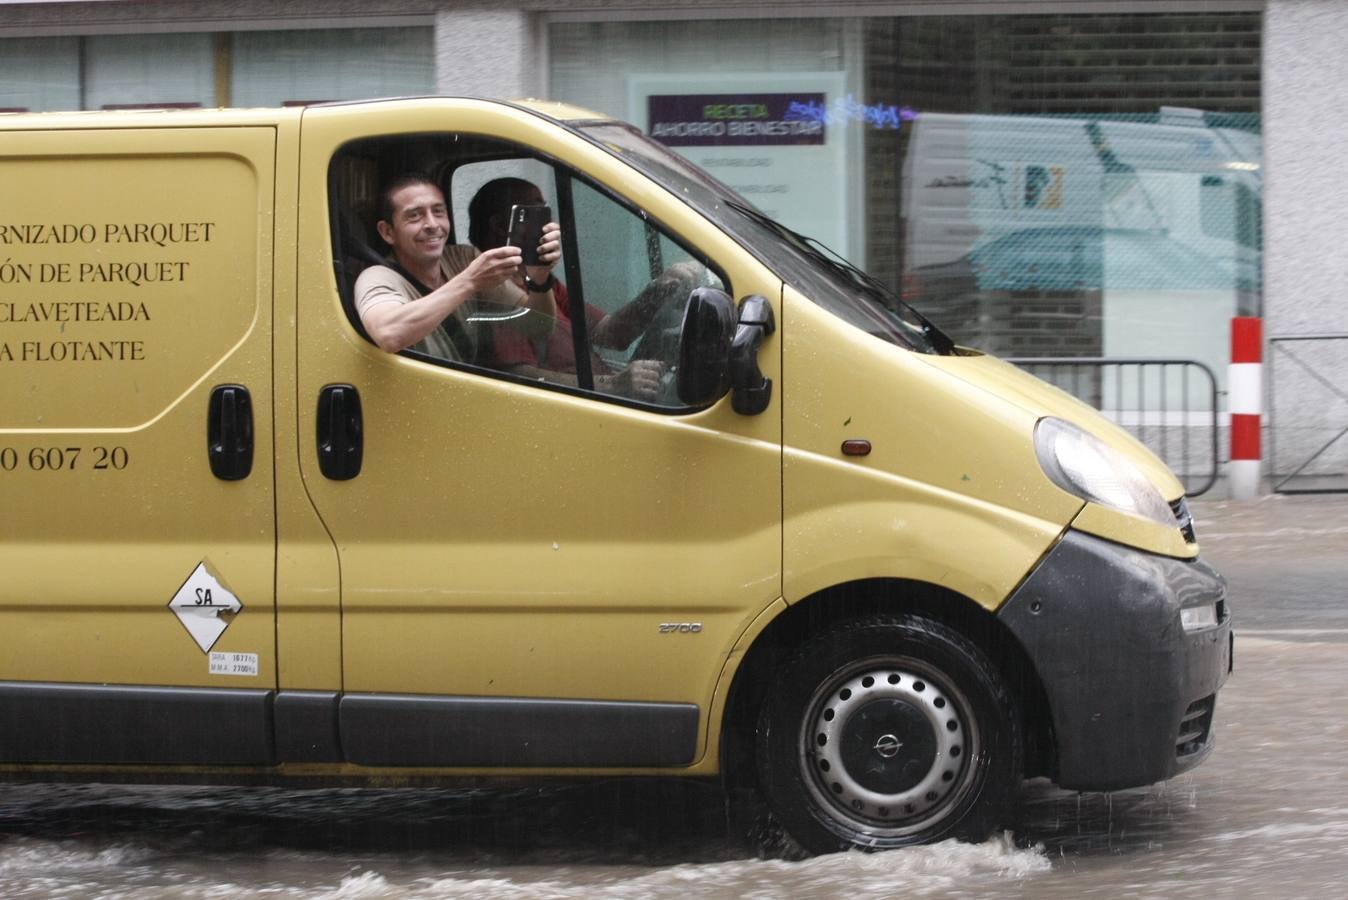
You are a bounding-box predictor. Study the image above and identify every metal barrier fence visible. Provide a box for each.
[1268,333,1348,494]
[1006,357,1221,497]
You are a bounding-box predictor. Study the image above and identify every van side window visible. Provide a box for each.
[328,134,725,410]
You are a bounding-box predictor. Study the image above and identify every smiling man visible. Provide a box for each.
[354,174,560,361]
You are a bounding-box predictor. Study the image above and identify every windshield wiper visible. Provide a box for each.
[725,201,954,354]
[725,200,820,259]
[727,202,880,295]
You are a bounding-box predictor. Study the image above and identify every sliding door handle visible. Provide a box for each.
[207,384,254,481]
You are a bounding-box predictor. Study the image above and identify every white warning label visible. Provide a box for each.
[209,651,259,677]
[168,561,242,653]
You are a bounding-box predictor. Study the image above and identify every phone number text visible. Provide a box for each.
[0,446,129,472]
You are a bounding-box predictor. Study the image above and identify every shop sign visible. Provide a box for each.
[647,93,826,146]
[630,74,851,258]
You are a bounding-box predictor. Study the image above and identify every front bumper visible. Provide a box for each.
[997,529,1232,792]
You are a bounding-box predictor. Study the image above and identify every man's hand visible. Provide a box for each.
[525,222,562,284]
[663,260,706,284]
[602,359,665,401]
[459,245,523,294]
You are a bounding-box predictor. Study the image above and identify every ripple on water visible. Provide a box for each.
[321,833,1049,900]
[0,838,154,899]
[0,833,1049,900]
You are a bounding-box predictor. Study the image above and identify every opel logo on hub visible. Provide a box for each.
[873,733,903,759]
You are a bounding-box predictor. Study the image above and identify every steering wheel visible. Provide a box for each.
[626,263,719,405]
[628,263,713,362]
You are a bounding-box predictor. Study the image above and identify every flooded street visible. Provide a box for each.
[3,494,1345,898]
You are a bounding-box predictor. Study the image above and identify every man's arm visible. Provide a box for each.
[591,261,703,350]
[359,274,477,354]
[359,247,522,353]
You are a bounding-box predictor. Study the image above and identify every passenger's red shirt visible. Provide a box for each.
[490,281,610,375]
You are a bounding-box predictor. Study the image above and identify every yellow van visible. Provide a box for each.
[0,97,1231,854]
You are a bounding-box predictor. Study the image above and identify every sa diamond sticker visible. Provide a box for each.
[168,561,242,653]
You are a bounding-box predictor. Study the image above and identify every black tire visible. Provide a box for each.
[755,614,1021,854]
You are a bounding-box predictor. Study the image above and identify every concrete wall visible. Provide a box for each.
[0,1,437,35]
[435,10,543,100]
[1264,1,1348,488]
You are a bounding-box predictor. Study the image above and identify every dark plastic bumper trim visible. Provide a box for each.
[997,530,1231,791]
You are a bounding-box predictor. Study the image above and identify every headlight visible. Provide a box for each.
[1034,417,1175,527]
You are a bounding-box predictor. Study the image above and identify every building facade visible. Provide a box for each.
[3,0,1344,494]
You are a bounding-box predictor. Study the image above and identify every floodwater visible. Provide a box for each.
[3,495,1346,898]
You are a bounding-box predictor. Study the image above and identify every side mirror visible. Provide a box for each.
[676,287,736,406]
[729,294,776,415]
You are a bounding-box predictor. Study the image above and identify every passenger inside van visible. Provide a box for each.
[468,177,697,401]
[354,174,560,361]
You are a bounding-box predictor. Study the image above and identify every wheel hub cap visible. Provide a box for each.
[840,699,938,794]
[802,664,971,831]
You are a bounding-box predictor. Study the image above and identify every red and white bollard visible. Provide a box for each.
[1229,317,1262,499]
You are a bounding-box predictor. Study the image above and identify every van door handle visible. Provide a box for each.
[207,384,254,481]
[316,384,363,481]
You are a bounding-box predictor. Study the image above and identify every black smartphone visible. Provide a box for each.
[505,204,551,265]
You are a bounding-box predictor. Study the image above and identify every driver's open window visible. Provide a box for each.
[328,133,726,410]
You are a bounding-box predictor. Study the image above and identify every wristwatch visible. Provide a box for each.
[523,273,556,293]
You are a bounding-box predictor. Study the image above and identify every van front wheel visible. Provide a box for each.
[755,615,1020,854]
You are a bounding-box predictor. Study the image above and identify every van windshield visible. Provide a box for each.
[578,122,954,355]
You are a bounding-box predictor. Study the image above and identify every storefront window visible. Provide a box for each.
[551,19,861,259]
[231,28,433,107]
[85,33,215,109]
[549,12,1262,389]
[0,37,81,111]
[0,26,432,113]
